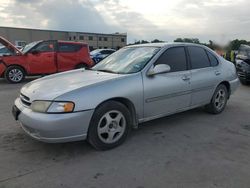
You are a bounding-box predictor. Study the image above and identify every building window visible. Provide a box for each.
[99,46,102,49]
[104,47,108,49]
[121,38,125,42]
[104,37,108,41]
[69,36,71,40]
[89,36,93,40]
[79,35,84,40]
[73,36,76,40]
[99,37,102,41]
[15,41,26,47]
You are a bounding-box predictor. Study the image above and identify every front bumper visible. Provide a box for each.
[14,98,94,143]
[237,71,250,81]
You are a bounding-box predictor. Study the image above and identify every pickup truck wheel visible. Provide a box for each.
[88,101,132,150]
[5,66,25,84]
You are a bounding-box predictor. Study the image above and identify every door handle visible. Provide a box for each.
[182,75,190,81]
[215,70,221,76]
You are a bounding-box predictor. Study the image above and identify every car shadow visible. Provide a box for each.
[4,108,205,155]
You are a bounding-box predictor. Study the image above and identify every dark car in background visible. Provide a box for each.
[235,44,250,85]
[90,49,116,64]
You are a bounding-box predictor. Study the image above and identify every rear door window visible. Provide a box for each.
[155,47,187,72]
[58,43,82,52]
[188,46,210,69]
[207,51,219,66]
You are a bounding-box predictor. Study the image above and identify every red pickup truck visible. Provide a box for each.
[0,37,93,83]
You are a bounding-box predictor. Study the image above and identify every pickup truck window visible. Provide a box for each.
[58,43,82,52]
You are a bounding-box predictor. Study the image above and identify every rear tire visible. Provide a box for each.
[205,84,228,114]
[4,66,25,84]
[87,101,132,150]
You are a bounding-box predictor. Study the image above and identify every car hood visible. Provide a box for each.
[21,69,125,101]
[0,36,23,56]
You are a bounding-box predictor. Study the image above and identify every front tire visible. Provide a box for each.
[88,101,132,150]
[205,84,228,114]
[4,66,25,84]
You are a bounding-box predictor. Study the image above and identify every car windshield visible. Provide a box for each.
[92,47,160,74]
[90,49,102,56]
[22,41,40,53]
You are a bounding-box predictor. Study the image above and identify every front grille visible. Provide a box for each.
[20,93,30,101]
[20,93,31,107]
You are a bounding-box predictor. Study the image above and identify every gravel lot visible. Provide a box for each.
[0,78,250,188]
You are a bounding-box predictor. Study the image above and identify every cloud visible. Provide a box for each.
[0,0,250,43]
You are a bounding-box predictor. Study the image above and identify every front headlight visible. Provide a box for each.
[30,101,51,113]
[31,101,75,113]
[47,102,75,113]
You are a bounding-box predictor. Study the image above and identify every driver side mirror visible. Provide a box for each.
[147,64,171,76]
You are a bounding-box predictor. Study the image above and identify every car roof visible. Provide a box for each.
[126,42,207,48]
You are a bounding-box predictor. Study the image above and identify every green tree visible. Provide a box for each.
[151,39,163,43]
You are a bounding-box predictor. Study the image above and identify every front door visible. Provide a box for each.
[27,41,57,74]
[143,47,192,120]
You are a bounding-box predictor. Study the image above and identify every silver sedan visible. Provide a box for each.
[13,43,240,150]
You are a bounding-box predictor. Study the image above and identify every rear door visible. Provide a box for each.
[27,41,57,74]
[143,46,192,119]
[57,42,82,72]
[188,46,221,106]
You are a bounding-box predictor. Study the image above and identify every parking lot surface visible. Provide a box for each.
[0,78,250,188]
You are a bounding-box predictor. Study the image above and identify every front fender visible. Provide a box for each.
[55,73,144,120]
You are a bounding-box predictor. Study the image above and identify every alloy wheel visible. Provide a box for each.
[97,110,126,144]
[8,69,23,82]
[214,89,226,111]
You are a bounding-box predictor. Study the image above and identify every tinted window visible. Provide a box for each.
[34,41,55,52]
[79,35,84,40]
[102,50,114,55]
[155,47,187,72]
[188,46,210,69]
[58,43,82,52]
[207,51,219,66]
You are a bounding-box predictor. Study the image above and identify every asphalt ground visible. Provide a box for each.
[0,78,250,188]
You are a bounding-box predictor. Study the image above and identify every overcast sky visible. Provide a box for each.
[0,0,250,43]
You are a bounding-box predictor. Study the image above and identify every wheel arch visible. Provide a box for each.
[95,97,138,129]
[218,81,231,98]
[6,64,27,75]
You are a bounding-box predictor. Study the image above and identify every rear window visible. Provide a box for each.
[207,51,219,66]
[58,43,82,52]
[188,46,210,69]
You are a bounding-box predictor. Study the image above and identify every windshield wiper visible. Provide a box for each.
[97,69,118,74]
